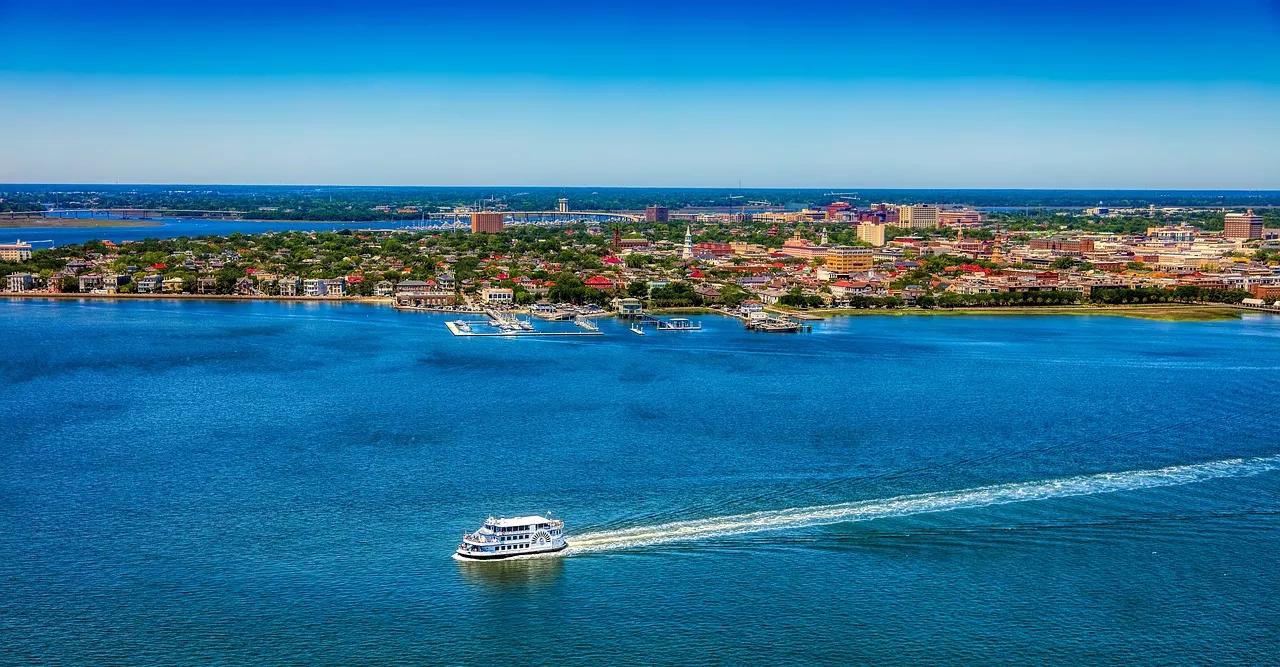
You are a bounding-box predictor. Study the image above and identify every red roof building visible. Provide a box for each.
[584,276,615,290]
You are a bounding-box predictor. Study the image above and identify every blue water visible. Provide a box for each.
[2,218,419,246]
[2,300,1278,665]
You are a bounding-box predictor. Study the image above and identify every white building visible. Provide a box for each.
[7,273,35,292]
[481,287,514,304]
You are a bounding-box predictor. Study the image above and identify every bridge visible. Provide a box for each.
[1,209,245,220]
[1,208,644,224]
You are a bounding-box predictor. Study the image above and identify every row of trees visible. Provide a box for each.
[1095,286,1251,304]
[920,290,1083,308]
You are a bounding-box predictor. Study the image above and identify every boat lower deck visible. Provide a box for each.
[453,542,570,561]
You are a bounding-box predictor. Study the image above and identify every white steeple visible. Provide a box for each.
[682,226,693,259]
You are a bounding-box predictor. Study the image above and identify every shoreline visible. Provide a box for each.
[771,303,1249,322]
[1,294,1259,321]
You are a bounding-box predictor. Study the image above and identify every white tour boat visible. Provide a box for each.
[454,515,568,561]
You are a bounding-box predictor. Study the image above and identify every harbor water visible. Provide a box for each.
[1,299,1278,665]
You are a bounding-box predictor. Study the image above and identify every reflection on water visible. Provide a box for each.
[456,555,566,591]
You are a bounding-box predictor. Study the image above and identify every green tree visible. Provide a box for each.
[627,280,650,298]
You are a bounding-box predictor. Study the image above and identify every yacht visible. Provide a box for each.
[454,515,568,561]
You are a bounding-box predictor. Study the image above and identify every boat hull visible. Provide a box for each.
[453,542,569,561]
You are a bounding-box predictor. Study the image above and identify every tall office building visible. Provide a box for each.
[558,198,569,213]
[899,205,939,229]
[1224,211,1263,239]
[857,222,886,247]
[646,206,670,223]
[471,212,505,234]
[824,246,874,274]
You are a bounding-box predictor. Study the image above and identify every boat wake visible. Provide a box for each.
[565,455,1280,555]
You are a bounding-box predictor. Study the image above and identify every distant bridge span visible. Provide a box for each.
[428,210,644,224]
[3,208,644,224]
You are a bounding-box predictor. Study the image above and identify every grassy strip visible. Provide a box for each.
[648,306,722,315]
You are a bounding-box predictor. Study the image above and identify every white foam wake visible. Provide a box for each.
[565,455,1280,554]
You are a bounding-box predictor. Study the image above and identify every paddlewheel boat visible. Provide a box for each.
[454,515,568,561]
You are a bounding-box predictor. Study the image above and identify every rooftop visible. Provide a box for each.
[487,515,555,527]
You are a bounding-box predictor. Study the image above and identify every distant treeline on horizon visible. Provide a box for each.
[3,185,1279,217]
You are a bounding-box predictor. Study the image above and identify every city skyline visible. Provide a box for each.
[2,0,1279,187]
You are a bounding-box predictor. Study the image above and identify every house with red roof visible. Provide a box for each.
[584,276,615,290]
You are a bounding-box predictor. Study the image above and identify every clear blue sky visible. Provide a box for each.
[1,0,1278,187]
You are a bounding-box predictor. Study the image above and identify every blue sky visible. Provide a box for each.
[1,0,1278,187]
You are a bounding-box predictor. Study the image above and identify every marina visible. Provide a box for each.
[442,308,712,337]
[445,319,603,337]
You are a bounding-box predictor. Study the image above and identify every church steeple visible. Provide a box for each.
[682,226,693,259]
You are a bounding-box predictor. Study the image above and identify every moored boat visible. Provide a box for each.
[454,515,568,561]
